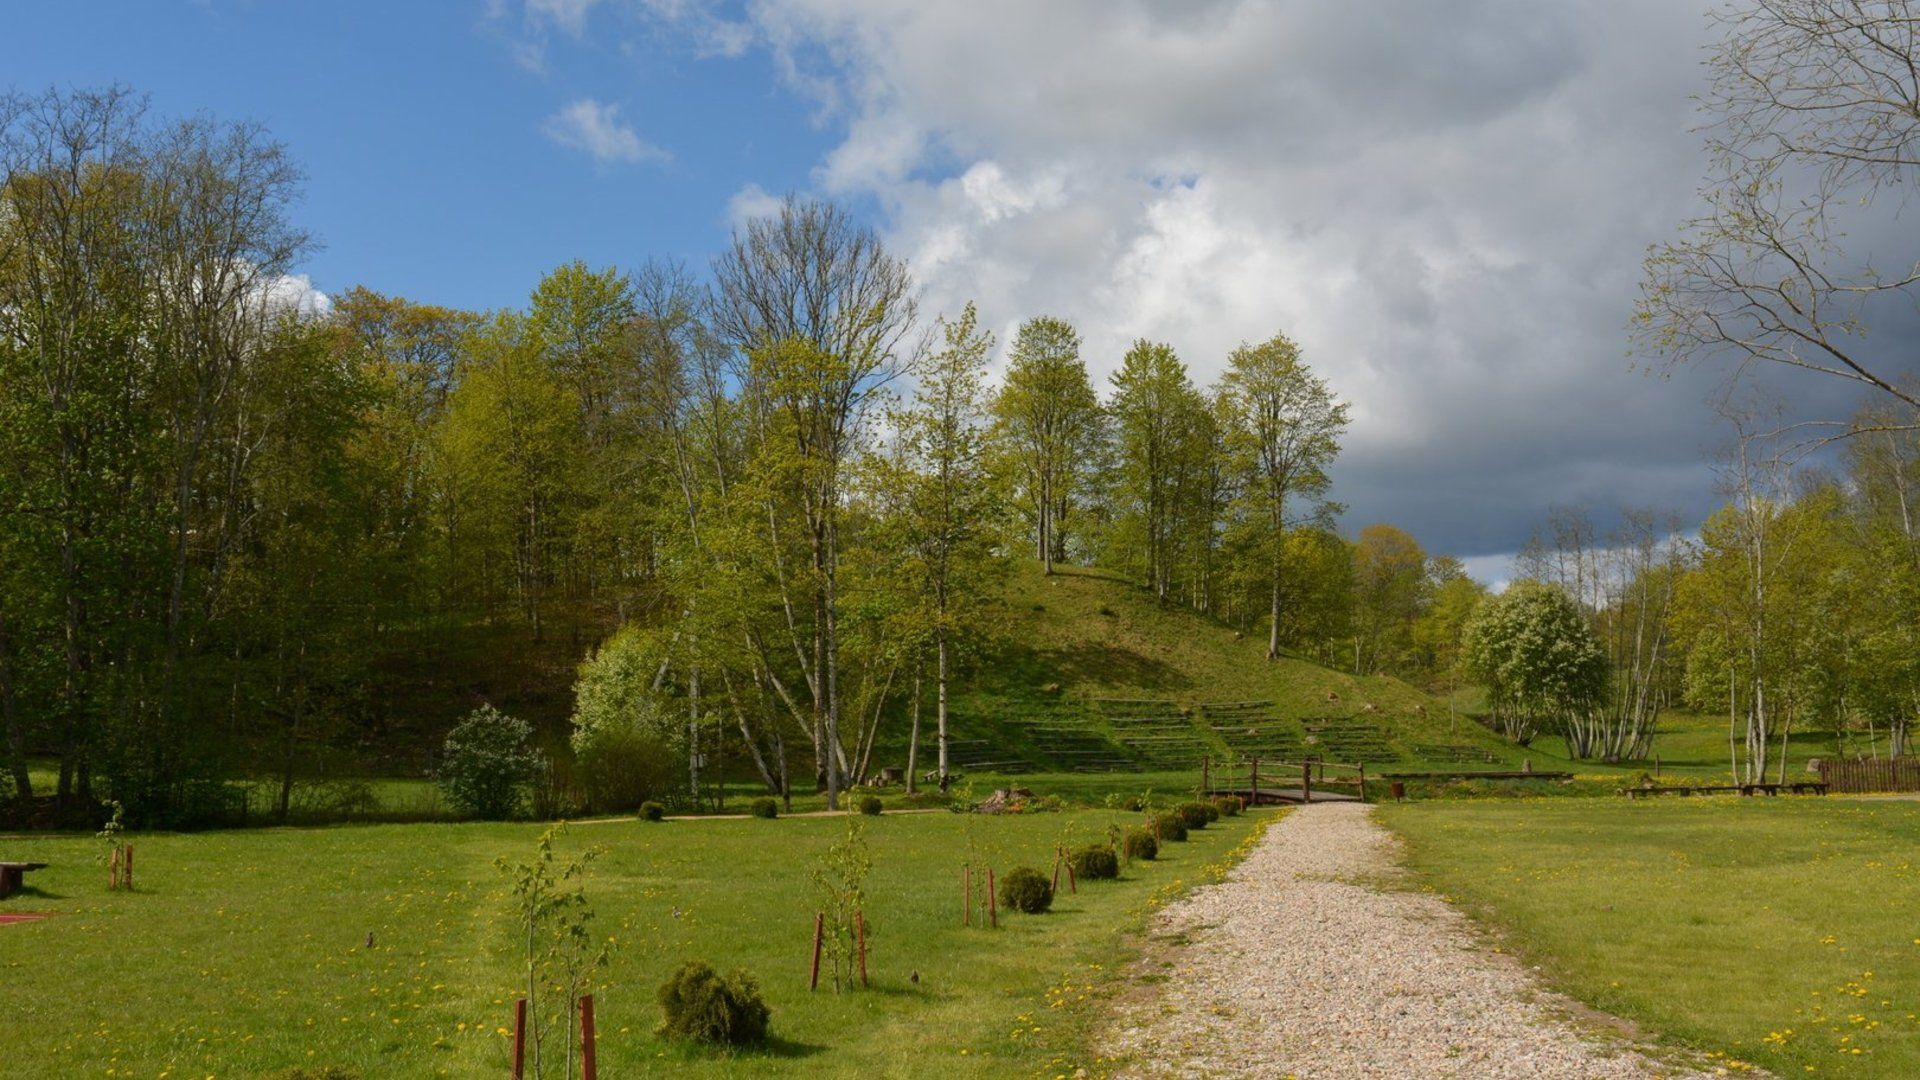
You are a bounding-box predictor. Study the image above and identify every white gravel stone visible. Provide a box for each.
[1106,803,1728,1079]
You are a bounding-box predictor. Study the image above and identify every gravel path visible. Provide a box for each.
[1107,803,1718,1079]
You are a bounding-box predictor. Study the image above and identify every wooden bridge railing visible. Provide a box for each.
[1200,755,1368,804]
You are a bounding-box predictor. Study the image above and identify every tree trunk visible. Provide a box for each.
[937,630,951,791]
[906,669,922,795]
[0,607,31,799]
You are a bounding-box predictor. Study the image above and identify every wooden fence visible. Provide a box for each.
[1815,757,1920,794]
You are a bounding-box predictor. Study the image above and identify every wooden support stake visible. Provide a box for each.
[856,910,869,988]
[511,998,527,1080]
[1201,754,1210,794]
[809,912,825,991]
[987,868,998,929]
[1064,855,1077,895]
[1302,761,1312,804]
[109,845,120,891]
[1250,757,1260,805]
[578,994,598,1080]
[962,866,971,927]
[1357,762,1367,804]
[1050,850,1061,894]
[124,845,133,891]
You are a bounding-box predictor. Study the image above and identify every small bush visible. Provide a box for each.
[858,795,884,816]
[639,801,666,822]
[436,705,542,820]
[657,960,771,1045]
[749,797,779,819]
[1122,828,1159,861]
[1176,801,1216,829]
[998,866,1053,913]
[1068,844,1119,881]
[1151,812,1188,842]
[574,726,674,814]
[1212,795,1243,817]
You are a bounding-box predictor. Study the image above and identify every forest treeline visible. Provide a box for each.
[4,87,1917,824]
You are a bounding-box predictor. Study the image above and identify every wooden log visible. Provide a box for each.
[578,994,597,1080]
[810,911,825,991]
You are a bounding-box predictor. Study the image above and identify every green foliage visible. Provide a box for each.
[1122,827,1159,861]
[811,815,872,990]
[574,726,675,816]
[857,795,884,816]
[639,801,666,822]
[437,705,541,820]
[262,1069,360,1080]
[495,824,614,1077]
[1149,813,1188,842]
[656,961,771,1046]
[1461,581,1609,747]
[997,865,1053,914]
[1067,845,1119,881]
[749,797,779,819]
[1175,801,1216,829]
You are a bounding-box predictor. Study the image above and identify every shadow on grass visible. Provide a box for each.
[1035,644,1192,693]
[1,884,66,901]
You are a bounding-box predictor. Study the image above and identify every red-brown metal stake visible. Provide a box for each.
[809,912,825,991]
[578,994,597,1080]
[856,910,869,988]
[511,998,527,1080]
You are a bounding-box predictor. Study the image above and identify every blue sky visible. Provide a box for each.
[5,1,827,311]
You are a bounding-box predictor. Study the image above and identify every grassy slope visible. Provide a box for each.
[1381,798,1920,1077]
[0,808,1267,1078]
[941,563,1516,774]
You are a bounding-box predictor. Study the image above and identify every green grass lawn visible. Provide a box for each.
[0,805,1266,1078]
[1380,797,1920,1077]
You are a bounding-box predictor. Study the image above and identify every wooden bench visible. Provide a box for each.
[1624,782,1828,799]
[0,861,48,899]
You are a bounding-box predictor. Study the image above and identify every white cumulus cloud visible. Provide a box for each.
[542,98,671,166]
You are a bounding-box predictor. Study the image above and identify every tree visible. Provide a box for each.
[1217,333,1349,660]
[1350,523,1428,676]
[1107,340,1210,602]
[992,316,1104,575]
[1461,581,1610,751]
[711,196,916,810]
[869,302,1005,792]
[1636,1,1920,430]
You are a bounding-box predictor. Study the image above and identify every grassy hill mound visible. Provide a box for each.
[939,563,1515,775]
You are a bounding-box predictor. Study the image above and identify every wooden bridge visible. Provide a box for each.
[1201,756,1368,806]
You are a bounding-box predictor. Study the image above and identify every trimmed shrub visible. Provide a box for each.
[858,795,884,816]
[749,797,779,819]
[1122,828,1159,861]
[1068,844,1119,881]
[639,801,666,822]
[657,960,771,1045]
[1150,812,1188,842]
[997,866,1053,914]
[1212,795,1243,817]
[436,705,541,820]
[1176,801,1216,829]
